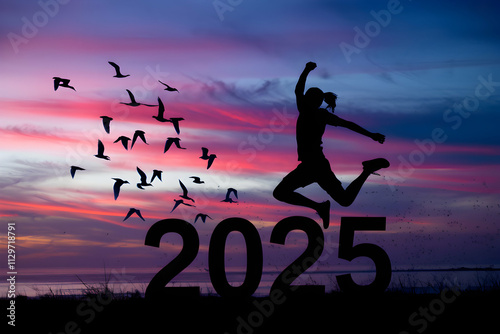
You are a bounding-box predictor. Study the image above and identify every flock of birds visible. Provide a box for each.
[64,61,239,223]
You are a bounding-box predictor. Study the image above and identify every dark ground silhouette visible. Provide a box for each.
[11,290,499,334]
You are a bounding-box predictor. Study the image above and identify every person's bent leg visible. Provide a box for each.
[340,170,371,207]
[337,158,390,206]
[273,165,331,229]
[273,179,319,210]
[323,159,389,208]
[317,157,366,208]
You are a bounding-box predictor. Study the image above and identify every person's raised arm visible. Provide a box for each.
[295,62,317,98]
[332,116,386,144]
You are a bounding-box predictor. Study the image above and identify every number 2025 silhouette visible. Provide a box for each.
[144,216,391,299]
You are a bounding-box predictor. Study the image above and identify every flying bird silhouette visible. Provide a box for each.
[131,130,148,149]
[53,77,75,91]
[123,208,145,221]
[152,97,168,122]
[200,147,217,169]
[94,139,110,160]
[167,118,184,135]
[100,116,113,134]
[194,213,212,224]
[70,166,85,178]
[113,136,131,150]
[222,188,238,203]
[158,80,179,92]
[120,89,157,107]
[108,61,130,78]
[112,178,129,200]
[179,180,195,202]
[152,98,184,134]
[136,167,152,189]
[164,137,186,153]
[151,170,163,183]
[171,199,195,213]
[190,176,204,184]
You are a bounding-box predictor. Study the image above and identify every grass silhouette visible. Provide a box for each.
[6,277,500,334]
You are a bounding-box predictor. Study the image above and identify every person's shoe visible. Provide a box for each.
[317,200,331,229]
[362,158,390,174]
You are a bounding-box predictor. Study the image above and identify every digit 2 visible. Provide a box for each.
[144,218,200,299]
[270,216,325,295]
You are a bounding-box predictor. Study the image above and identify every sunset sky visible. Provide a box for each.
[1,0,499,293]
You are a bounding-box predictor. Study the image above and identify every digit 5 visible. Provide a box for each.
[336,217,391,293]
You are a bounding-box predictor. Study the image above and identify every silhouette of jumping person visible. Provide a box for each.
[273,62,389,229]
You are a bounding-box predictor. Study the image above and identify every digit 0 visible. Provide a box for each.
[208,217,263,299]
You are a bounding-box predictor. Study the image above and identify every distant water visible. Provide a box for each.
[2,268,499,298]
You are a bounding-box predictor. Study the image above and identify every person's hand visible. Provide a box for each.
[371,133,385,144]
[305,62,317,71]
